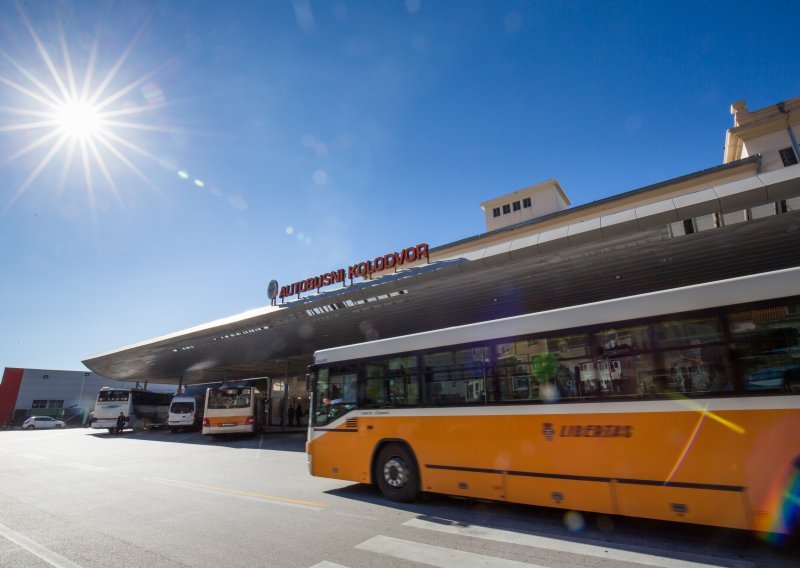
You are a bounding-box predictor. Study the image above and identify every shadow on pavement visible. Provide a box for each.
[85,428,307,452]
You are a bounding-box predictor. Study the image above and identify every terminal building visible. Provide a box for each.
[69,95,799,421]
[0,368,173,427]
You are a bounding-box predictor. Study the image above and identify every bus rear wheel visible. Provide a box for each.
[375,443,419,503]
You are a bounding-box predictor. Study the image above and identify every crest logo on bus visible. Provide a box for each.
[542,422,555,441]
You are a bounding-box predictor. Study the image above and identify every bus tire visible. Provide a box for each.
[107,428,115,434]
[375,443,420,503]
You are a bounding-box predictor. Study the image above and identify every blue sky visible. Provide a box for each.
[1,0,798,372]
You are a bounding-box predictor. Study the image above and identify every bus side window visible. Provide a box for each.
[424,348,487,405]
[364,356,419,408]
[730,304,800,393]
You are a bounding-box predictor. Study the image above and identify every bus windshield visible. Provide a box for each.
[207,388,251,409]
[312,367,358,425]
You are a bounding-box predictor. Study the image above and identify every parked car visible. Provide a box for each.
[22,416,65,429]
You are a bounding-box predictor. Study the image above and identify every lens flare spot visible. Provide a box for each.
[298,323,314,339]
[540,383,560,403]
[227,195,247,210]
[312,170,328,185]
[194,179,205,187]
[140,82,166,105]
[285,226,294,235]
[564,511,585,532]
[177,170,189,179]
[314,142,329,158]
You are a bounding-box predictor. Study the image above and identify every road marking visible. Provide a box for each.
[21,453,48,460]
[309,563,351,568]
[65,463,109,472]
[148,477,328,510]
[357,535,542,568]
[404,517,753,568]
[0,521,83,568]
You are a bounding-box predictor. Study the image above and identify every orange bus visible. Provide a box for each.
[306,267,800,537]
[202,386,264,436]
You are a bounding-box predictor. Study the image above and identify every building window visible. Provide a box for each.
[502,204,511,214]
[31,400,63,409]
[492,207,501,218]
[682,219,695,235]
[779,147,798,167]
[522,197,532,208]
[512,201,521,211]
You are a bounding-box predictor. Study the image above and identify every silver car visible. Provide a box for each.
[22,416,66,429]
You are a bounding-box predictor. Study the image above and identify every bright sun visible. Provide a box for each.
[0,3,174,210]
[55,100,104,140]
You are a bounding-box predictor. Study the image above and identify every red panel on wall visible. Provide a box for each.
[0,368,24,426]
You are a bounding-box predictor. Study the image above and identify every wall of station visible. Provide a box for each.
[0,367,175,427]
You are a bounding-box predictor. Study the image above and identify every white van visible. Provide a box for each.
[167,394,204,432]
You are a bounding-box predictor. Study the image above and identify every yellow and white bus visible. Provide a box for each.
[306,267,800,537]
[202,386,264,436]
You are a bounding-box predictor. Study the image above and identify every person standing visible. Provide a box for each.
[116,412,125,435]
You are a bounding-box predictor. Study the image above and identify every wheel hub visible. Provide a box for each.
[384,457,407,488]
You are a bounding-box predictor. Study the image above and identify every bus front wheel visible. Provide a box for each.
[375,443,419,503]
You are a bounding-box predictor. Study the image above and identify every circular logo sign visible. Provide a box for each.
[267,279,279,301]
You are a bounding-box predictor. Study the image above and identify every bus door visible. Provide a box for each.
[310,365,361,481]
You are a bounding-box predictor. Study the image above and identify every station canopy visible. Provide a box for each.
[83,161,800,386]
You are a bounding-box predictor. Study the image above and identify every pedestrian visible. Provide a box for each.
[294,400,303,426]
[287,403,295,427]
[116,412,125,435]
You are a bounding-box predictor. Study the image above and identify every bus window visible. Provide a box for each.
[594,325,652,396]
[423,347,488,405]
[495,334,590,402]
[653,316,724,348]
[364,355,419,408]
[730,304,800,392]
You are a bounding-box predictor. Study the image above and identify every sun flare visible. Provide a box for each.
[0,3,177,212]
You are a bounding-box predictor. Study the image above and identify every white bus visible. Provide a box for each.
[202,386,264,436]
[91,387,172,433]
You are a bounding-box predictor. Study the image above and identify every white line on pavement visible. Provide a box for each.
[356,535,543,568]
[309,562,351,568]
[404,517,754,568]
[0,521,83,568]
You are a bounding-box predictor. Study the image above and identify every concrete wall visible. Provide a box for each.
[741,127,800,172]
